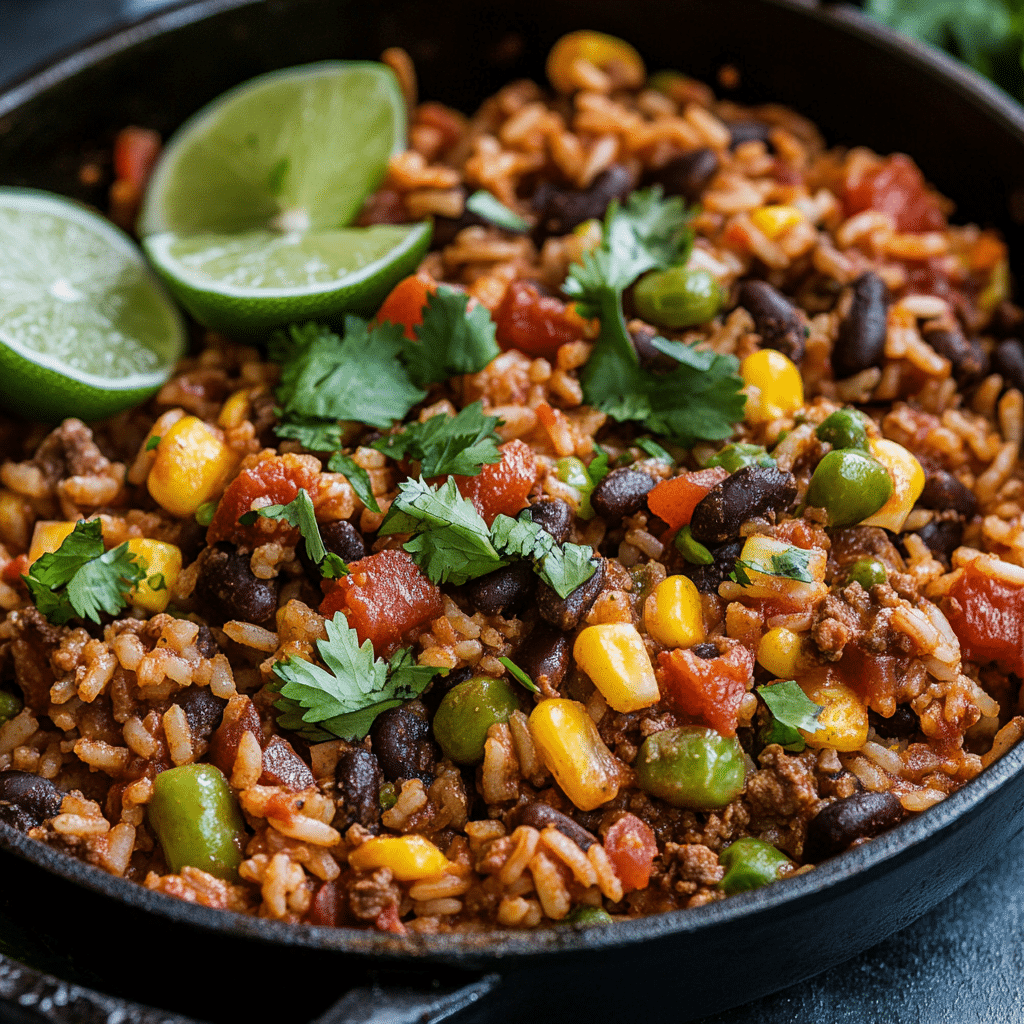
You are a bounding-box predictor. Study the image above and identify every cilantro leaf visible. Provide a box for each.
[490,509,597,599]
[23,519,147,625]
[239,488,349,579]
[587,445,611,487]
[273,320,426,429]
[756,680,823,752]
[327,453,382,515]
[271,613,439,741]
[465,190,530,233]
[380,476,508,585]
[145,436,161,452]
[731,547,814,586]
[635,438,675,465]
[402,287,500,387]
[372,402,503,478]
[274,416,345,453]
[499,656,540,694]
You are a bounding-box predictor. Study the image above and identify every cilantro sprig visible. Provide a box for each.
[271,613,440,741]
[730,546,814,586]
[239,488,349,579]
[756,680,823,752]
[564,187,745,446]
[23,519,149,625]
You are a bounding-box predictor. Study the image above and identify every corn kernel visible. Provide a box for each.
[528,699,621,811]
[751,204,804,240]
[27,521,78,564]
[546,31,645,94]
[741,349,804,423]
[574,623,659,713]
[861,438,924,533]
[147,416,238,517]
[347,834,450,881]
[127,539,182,613]
[643,575,705,650]
[757,627,802,679]
[216,389,252,430]
[799,677,868,751]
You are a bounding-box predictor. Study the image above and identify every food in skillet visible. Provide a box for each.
[0,30,1022,933]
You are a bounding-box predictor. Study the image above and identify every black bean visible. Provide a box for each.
[993,338,1024,393]
[681,540,744,595]
[832,272,889,378]
[510,802,597,850]
[691,642,720,660]
[629,324,676,370]
[516,623,571,692]
[990,302,1024,339]
[464,560,536,616]
[868,705,918,740]
[803,791,905,863]
[690,465,798,545]
[918,470,977,518]
[320,520,367,562]
[522,499,572,545]
[0,771,63,832]
[910,516,963,566]
[537,559,606,631]
[735,280,806,362]
[920,324,988,384]
[647,148,719,204]
[370,703,436,784]
[335,748,384,833]
[727,120,773,150]
[194,544,279,628]
[532,164,635,238]
[194,625,219,659]
[590,468,655,523]
[174,686,227,744]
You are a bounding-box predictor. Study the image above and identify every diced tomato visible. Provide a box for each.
[2,554,28,585]
[842,153,945,234]
[259,735,315,791]
[320,548,443,657]
[375,272,437,340]
[209,695,262,776]
[455,438,537,526]
[944,564,1024,677]
[647,468,729,531]
[657,643,754,737]
[604,813,658,892]
[494,280,586,359]
[374,902,407,935]
[113,126,161,188]
[206,452,321,548]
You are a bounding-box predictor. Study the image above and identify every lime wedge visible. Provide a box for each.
[138,61,428,334]
[0,187,186,423]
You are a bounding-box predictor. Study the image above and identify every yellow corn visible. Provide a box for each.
[741,349,804,423]
[147,416,238,517]
[27,521,78,564]
[861,438,924,533]
[574,623,659,713]
[529,699,621,811]
[751,204,804,240]
[126,539,182,613]
[643,575,705,650]
[546,30,645,94]
[347,834,450,881]
[216,389,252,430]
[799,677,868,752]
[757,626,802,679]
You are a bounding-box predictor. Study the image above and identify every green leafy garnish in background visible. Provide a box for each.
[756,680,823,752]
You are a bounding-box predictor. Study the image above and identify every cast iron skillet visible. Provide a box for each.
[2,1,1024,1022]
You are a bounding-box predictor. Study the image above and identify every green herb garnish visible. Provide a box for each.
[145,435,161,452]
[730,546,814,586]
[498,656,540,694]
[756,680,823,752]
[465,189,531,232]
[326,453,382,515]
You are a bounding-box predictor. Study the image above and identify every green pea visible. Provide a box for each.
[0,691,23,728]
[705,443,775,473]
[805,449,893,527]
[636,726,746,810]
[633,266,724,329]
[555,456,595,519]
[194,500,218,527]
[675,525,714,565]
[432,677,520,765]
[846,558,887,589]
[815,409,870,452]
[718,837,791,895]
[561,905,613,925]
[147,764,246,880]
[379,782,397,810]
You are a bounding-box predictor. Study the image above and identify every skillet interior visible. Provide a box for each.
[1,0,1024,1020]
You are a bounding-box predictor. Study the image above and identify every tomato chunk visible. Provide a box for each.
[2,554,28,586]
[494,280,586,358]
[320,548,443,656]
[455,439,537,525]
[207,452,321,548]
[113,126,161,189]
[657,643,754,737]
[604,813,658,892]
[842,154,945,234]
[945,564,1024,677]
[647,468,729,531]
[375,272,437,340]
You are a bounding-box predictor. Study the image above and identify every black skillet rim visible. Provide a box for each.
[1,0,1023,964]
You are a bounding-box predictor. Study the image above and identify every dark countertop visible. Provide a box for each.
[1,3,1023,1022]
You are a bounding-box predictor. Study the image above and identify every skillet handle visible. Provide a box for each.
[313,973,501,1024]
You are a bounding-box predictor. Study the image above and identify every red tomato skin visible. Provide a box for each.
[945,565,1024,677]
[3,554,29,586]
[494,280,585,359]
[376,272,437,340]
[657,643,754,737]
[647,468,730,531]
[113,126,161,188]
[604,813,658,892]
[842,154,945,234]
[455,439,537,526]
[319,548,443,657]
